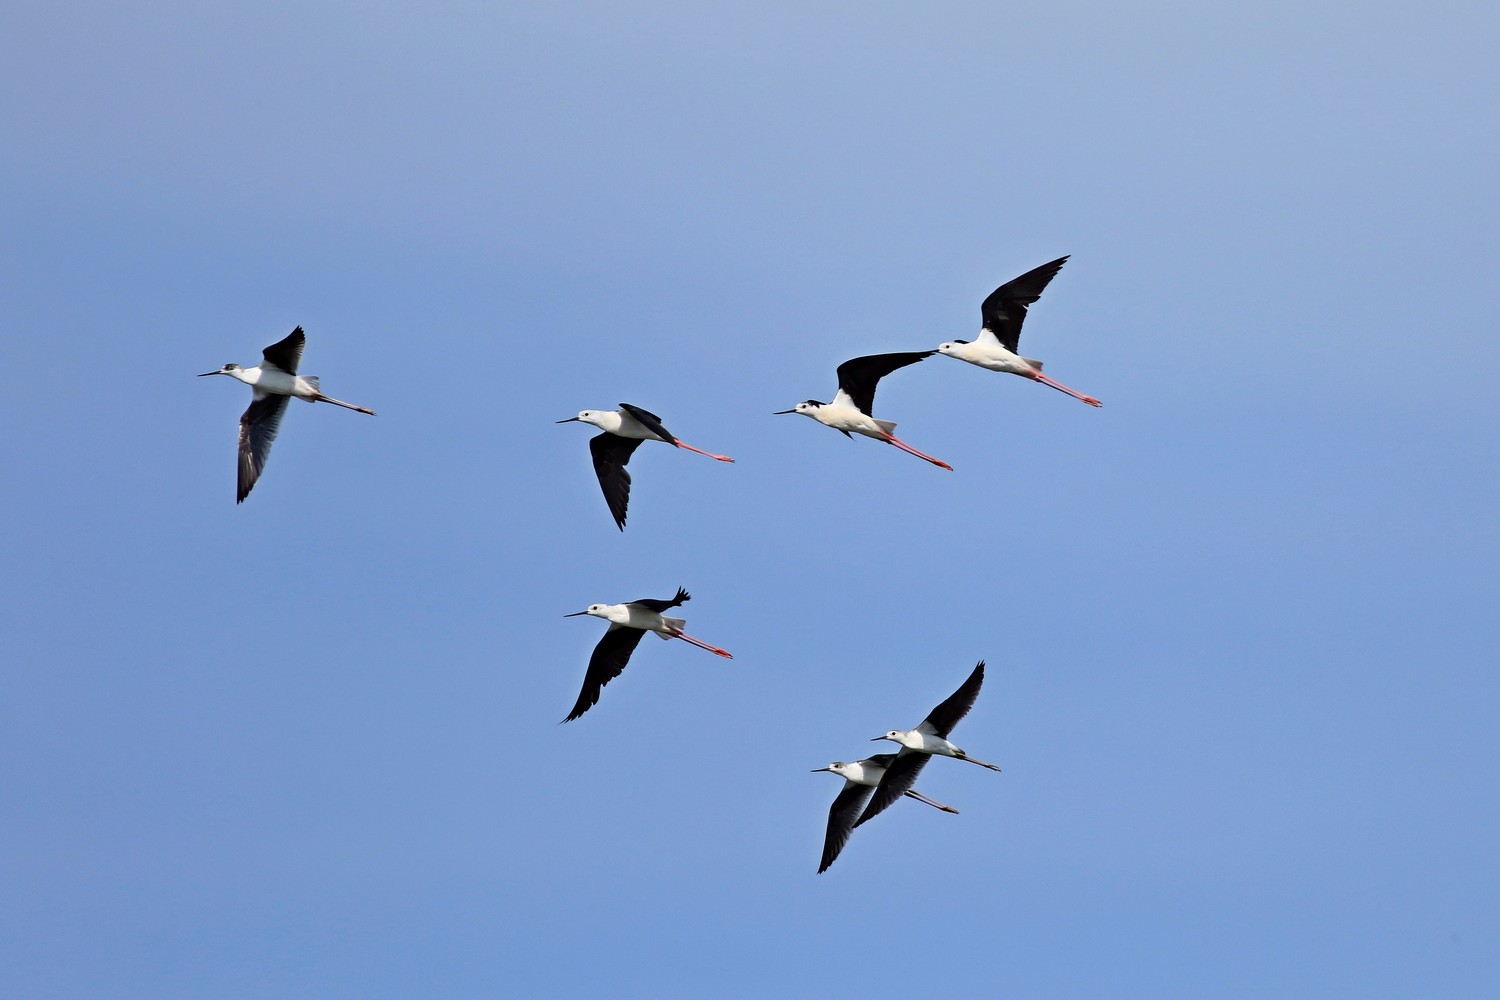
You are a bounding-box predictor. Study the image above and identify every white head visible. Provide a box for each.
[935,339,971,357]
[197,362,244,378]
[811,761,853,777]
[564,604,611,620]
[773,400,824,419]
[872,729,916,748]
[556,409,607,428]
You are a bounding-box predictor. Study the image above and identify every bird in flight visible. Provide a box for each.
[558,403,733,530]
[936,255,1102,406]
[198,327,375,502]
[858,660,1000,828]
[562,587,732,722]
[775,351,952,470]
[813,753,958,873]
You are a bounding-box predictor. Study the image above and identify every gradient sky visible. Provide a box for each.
[4,3,1498,997]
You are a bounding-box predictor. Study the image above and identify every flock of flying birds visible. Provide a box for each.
[200,255,1097,872]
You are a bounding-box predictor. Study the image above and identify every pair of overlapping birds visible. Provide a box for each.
[200,256,1096,872]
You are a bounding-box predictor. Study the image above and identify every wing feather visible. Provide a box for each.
[979,256,1068,353]
[819,780,878,873]
[833,351,935,416]
[237,394,290,503]
[564,625,648,722]
[617,402,675,444]
[855,750,930,827]
[261,327,306,375]
[632,588,690,614]
[919,660,986,738]
[589,433,645,530]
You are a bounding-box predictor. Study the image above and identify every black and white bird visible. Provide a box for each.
[936,255,1102,406]
[774,352,952,469]
[858,660,1000,826]
[813,754,958,873]
[198,327,375,502]
[562,587,732,722]
[558,403,734,530]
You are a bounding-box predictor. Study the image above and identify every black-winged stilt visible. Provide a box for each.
[858,660,1000,826]
[562,587,732,722]
[936,255,1102,406]
[774,351,952,470]
[813,754,958,873]
[558,403,734,530]
[198,327,375,503]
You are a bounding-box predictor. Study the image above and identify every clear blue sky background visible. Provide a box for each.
[3,3,1498,997]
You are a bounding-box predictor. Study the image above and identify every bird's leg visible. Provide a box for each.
[670,630,734,658]
[672,438,736,463]
[880,432,954,471]
[956,752,1002,771]
[902,789,960,813]
[313,393,377,415]
[1026,371,1101,407]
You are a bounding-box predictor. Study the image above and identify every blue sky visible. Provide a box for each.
[3,2,1498,997]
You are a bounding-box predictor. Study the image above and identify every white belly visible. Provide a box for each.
[614,414,650,439]
[620,606,671,633]
[816,405,887,439]
[243,367,320,398]
[954,343,1032,374]
[594,410,657,440]
[915,732,961,756]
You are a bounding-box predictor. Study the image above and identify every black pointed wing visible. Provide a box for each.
[979,256,1068,353]
[617,402,675,445]
[589,433,645,530]
[631,588,690,614]
[564,625,648,722]
[922,660,986,738]
[261,327,306,375]
[819,780,878,873]
[237,393,290,503]
[834,351,935,416]
[855,749,930,827]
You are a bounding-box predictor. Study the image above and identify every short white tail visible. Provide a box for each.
[656,615,687,638]
[873,418,897,434]
[1024,357,1044,371]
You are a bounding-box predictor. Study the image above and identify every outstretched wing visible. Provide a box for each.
[631,587,690,614]
[819,781,877,873]
[589,433,645,530]
[919,660,986,739]
[979,256,1068,353]
[834,351,936,416]
[618,402,675,445]
[261,327,306,375]
[855,750,930,827]
[564,625,648,722]
[237,393,290,503]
